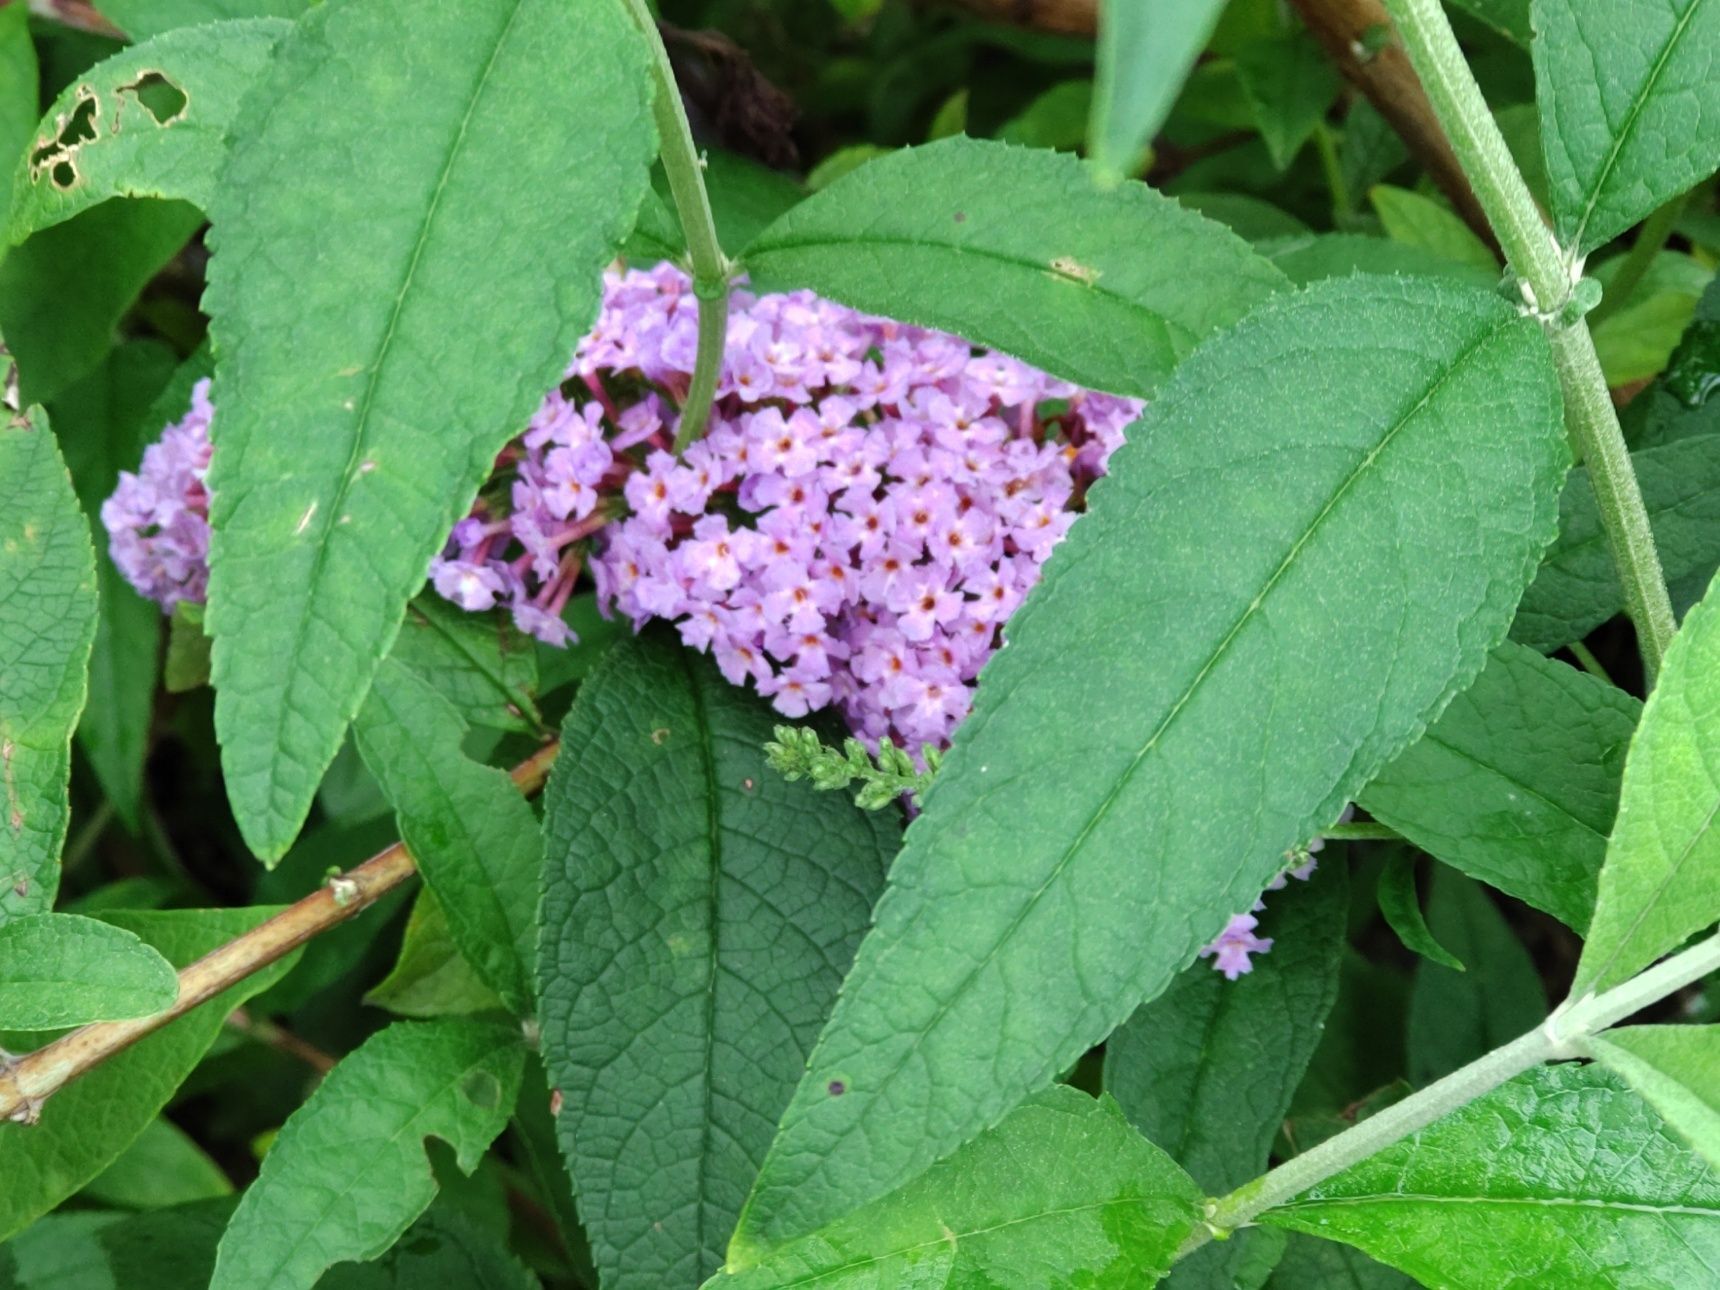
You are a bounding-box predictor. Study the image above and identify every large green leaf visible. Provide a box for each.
[1513,434,1720,652]
[79,1116,234,1210]
[313,1200,538,1290]
[1534,0,1720,253]
[1089,0,1227,181]
[0,3,37,226]
[1359,643,1637,929]
[539,633,900,1288]
[353,657,538,1014]
[49,339,178,831]
[0,360,98,923]
[385,595,541,735]
[100,0,313,40]
[1593,1025,1720,1169]
[0,913,177,1028]
[210,1018,526,1290]
[0,907,299,1243]
[738,136,1285,399]
[729,274,1567,1255]
[705,1087,1204,1290]
[9,20,290,245]
[1575,573,1720,993]
[0,1199,235,1290]
[1265,1234,1416,1289]
[202,0,655,860]
[1262,1064,1720,1285]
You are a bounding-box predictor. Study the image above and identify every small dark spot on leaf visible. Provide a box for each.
[118,71,188,126]
[827,1079,846,1097]
[459,1069,502,1111]
[651,727,671,745]
[953,210,967,223]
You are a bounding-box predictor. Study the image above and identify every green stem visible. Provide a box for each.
[1312,121,1351,224]
[1590,190,1689,328]
[1177,929,1720,1259]
[620,0,730,455]
[1567,639,1613,684]
[1319,821,1402,841]
[1384,0,1676,682]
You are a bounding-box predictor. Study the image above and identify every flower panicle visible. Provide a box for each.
[763,724,941,811]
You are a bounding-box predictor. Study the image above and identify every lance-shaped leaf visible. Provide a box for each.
[1575,573,1720,994]
[1376,855,1465,970]
[540,633,900,1288]
[1359,642,1637,930]
[1088,0,1227,182]
[1262,1064,1720,1285]
[9,20,290,245]
[728,274,1567,1255]
[0,351,98,923]
[739,136,1285,399]
[1534,0,1720,253]
[211,1018,526,1290]
[705,1087,1204,1290]
[202,0,655,860]
[0,912,177,1028]
[1592,1025,1720,1169]
[386,595,541,735]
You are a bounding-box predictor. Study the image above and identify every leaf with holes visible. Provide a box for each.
[739,136,1285,398]
[9,19,290,245]
[210,1018,526,1290]
[1593,1025,1720,1170]
[726,274,1567,1256]
[202,0,656,860]
[539,632,900,1288]
[1534,0,1720,253]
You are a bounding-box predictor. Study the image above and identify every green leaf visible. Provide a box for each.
[1233,28,1342,170]
[997,80,1094,150]
[1514,434,1720,652]
[1591,251,1711,384]
[0,368,98,923]
[0,912,177,1027]
[0,1199,236,1290]
[1405,868,1545,1085]
[79,1116,234,1210]
[1265,1233,1417,1289]
[1575,572,1720,993]
[1534,0,1720,253]
[0,907,299,1243]
[739,136,1286,399]
[1090,0,1227,181]
[210,1017,527,1290]
[1178,191,1312,242]
[730,274,1567,1254]
[0,198,202,404]
[365,887,505,1019]
[1262,1064,1720,1285]
[0,3,38,227]
[49,339,178,831]
[1375,855,1466,970]
[1261,231,1497,287]
[352,658,538,1014]
[1450,0,1532,45]
[387,596,541,735]
[704,1087,1204,1290]
[539,632,900,1287]
[1368,183,1498,270]
[164,600,211,694]
[9,20,290,245]
[1359,642,1637,930]
[1593,1025,1720,1169]
[313,1200,538,1290]
[202,0,655,860]
[99,0,313,41]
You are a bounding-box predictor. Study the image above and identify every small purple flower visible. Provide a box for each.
[1201,914,1274,981]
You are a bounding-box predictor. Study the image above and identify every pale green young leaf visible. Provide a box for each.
[0,907,299,1242]
[365,887,505,1019]
[1514,434,1720,651]
[1233,29,1342,170]
[1262,1064,1720,1285]
[1375,856,1465,970]
[0,913,177,1028]
[1591,251,1711,384]
[1592,1025,1720,1169]
[352,658,537,1015]
[1089,0,1227,182]
[0,369,98,924]
[202,0,655,860]
[8,20,290,245]
[739,136,1286,398]
[1575,573,1720,993]
[100,0,313,40]
[1359,642,1637,930]
[540,632,900,1288]
[729,275,1567,1254]
[1534,0,1720,253]
[210,1018,527,1290]
[705,1087,1204,1290]
[1368,183,1498,270]
[0,3,37,226]
[79,1116,234,1210]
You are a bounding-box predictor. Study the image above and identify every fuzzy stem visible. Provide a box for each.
[1384,0,1676,681]
[1177,929,1720,1259]
[0,742,560,1124]
[619,0,730,455]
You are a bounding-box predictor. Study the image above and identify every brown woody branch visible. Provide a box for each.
[932,0,1098,36]
[0,742,560,1125]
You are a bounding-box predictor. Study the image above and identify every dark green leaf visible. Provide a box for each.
[78,1117,233,1210]
[1233,29,1342,170]
[1375,855,1466,970]
[1090,0,1227,181]
[1593,1024,1720,1169]
[202,0,655,860]
[740,136,1286,399]
[1265,1233,1416,1289]
[706,1088,1204,1290]
[210,1018,527,1290]
[0,1199,236,1290]
[1450,0,1532,44]
[0,913,177,1028]
[1260,231,1497,287]
[540,632,900,1287]
[313,1200,538,1290]
[1262,1064,1720,1285]
[365,888,505,1019]
[387,596,541,735]
[0,3,37,226]
[730,275,1567,1255]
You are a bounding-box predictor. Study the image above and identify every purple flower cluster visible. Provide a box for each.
[101,377,214,611]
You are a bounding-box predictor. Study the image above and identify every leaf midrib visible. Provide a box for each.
[1275,1192,1720,1217]
[686,649,725,1278]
